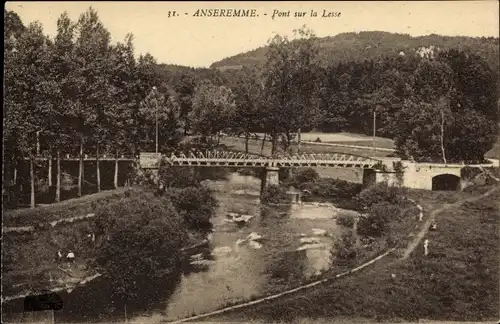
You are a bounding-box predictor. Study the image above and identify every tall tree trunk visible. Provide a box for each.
[30,158,35,208]
[271,133,278,156]
[245,133,249,154]
[48,154,53,187]
[56,150,61,203]
[13,167,17,184]
[297,128,301,154]
[440,109,447,164]
[96,142,101,192]
[260,133,267,155]
[114,150,119,189]
[78,134,84,197]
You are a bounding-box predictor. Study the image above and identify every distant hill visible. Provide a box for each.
[210,31,499,71]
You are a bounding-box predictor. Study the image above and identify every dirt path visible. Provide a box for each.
[402,186,498,260]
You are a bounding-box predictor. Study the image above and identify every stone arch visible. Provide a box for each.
[432,173,461,191]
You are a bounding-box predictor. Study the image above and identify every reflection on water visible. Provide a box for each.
[3,172,356,323]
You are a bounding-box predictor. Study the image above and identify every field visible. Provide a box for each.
[219,136,393,158]
[205,185,500,322]
[224,131,499,161]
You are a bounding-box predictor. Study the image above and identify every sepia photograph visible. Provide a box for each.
[2,1,499,323]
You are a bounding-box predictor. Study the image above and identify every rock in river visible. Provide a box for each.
[311,228,328,236]
[212,246,232,256]
[300,237,321,245]
[247,232,263,242]
[297,243,326,251]
[248,240,263,249]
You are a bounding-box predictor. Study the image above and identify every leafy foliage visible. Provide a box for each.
[293,168,319,184]
[357,182,406,208]
[93,191,188,301]
[332,231,358,266]
[261,185,289,205]
[168,186,218,234]
[357,201,401,238]
[336,214,356,228]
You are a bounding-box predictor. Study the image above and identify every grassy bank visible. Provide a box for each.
[3,188,130,227]
[1,189,145,297]
[204,185,499,322]
[2,187,211,299]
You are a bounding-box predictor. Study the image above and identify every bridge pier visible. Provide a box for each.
[260,166,280,194]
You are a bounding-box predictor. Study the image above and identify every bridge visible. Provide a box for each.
[139,150,381,193]
[141,150,381,169]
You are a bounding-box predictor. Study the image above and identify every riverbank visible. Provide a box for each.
[203,185,499,322]
[2,187,210,301]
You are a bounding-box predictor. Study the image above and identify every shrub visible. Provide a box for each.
[94,191,188,301]
[332,231,358,266]
[357,182,406,208]
[373,161,388,171]
[461,166,483,181]
[314,137,322,142]
[237,168,257,177]
[279,168,292,182]
[159,165,201,189]
[294,168,319,184]
[356,201,401,238]
[168,185,218,234]
[309,178,363,198]
[336,213,356,228]
[261,185,289,205]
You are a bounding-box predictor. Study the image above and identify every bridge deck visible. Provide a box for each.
[165,158,376,168]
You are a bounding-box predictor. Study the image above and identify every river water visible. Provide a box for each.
[3,172,357,323]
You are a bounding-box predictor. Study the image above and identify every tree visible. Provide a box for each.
[190,81,236,142]
[261,26,320,155]
[394,50,498,163]
[5,21,53,207]
[229,66,263,153]
[4,10,26,192]
[136,53,163,151]
[49,12,78,201]
[172,72,196,135]
[138,85,183,152]
[72,8,114,193]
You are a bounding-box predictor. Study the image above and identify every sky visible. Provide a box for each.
[5,1,499,68]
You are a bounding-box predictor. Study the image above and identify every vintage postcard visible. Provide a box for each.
[3,1,499,323]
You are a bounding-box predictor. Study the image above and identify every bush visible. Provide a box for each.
[293,168,319,184]
[373,161,388,171]
[94,191,188,301]
[159,165,201,189]
[461,166,483,181]
[332,231,358,266]
[357,202,401,238]
[314,137,322,143]
[168,185,218,234]
[307,178,362,198]
[336,213,356,228]
[237,168,257,177]
[279,168,292,182]
[261,185,289,205]
[357,182,406,208]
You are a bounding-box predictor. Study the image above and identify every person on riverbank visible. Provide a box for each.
[66,251,75,265]
[55,250,63,264]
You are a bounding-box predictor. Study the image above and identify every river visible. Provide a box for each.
[3,172,357,323]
